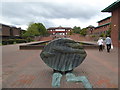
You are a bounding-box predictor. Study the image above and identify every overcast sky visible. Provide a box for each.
[0,0,116,30]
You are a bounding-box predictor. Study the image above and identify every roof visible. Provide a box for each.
[47,26,72,30]
[1,23,22,30]
[95,23,111,29]
[0,23,18,28]
[97,16,111,23]
[101,0,120,12]
[0,23,10,27]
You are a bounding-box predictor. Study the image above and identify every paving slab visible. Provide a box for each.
[2,44,118,88]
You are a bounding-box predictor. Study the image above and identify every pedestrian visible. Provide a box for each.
[105,36,112,53]
[97,37,104,51]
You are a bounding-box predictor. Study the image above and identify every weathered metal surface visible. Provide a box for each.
[52,73,62,88]
[40,38,92,89]
[51,72,92,89]
[40,38,87,72]
[66,73,92,90]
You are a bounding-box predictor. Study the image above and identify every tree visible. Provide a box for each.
[72,26,81,34]
[80,28,87,36]
[106,25,111,37]
[36,23,48,36]
[99,33,105,37]
[23,23,48,37]
[23,23,40,37]
[68,30,73,35]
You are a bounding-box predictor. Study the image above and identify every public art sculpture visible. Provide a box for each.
[40,38,92,89]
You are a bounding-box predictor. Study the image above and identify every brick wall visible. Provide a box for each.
[111,7,120,47]
[12,27,21,36]
[2,25,11,36]
[98,18,111,26]
[93,25,110,35]
[92,17,111,36]
[118,7,120,47]
[1,24,22,37]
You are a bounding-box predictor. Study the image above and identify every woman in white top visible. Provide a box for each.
[97,37,104,51]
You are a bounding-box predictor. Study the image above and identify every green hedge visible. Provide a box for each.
[2,39,27,45]
[2,40,8,45]
[2,38,36,45]
[8,39,15,44]
[26,37,35,42]
[15,39,27,43]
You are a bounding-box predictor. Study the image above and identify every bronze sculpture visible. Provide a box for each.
[40,38,92,89]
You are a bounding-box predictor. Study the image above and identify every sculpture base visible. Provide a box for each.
[52,72,93,90]
[53,69,73,74]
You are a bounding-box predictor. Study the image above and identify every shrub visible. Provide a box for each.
[2,39,27,45]
[15,39,27,43]
[99,33,105,37]
[7,39,15,44]
[91,35,96,37]
[26,37,34,42]
[2,40,8,45]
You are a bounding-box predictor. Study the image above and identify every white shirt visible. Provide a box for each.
[97,39,103,45]
[105,37,112,44]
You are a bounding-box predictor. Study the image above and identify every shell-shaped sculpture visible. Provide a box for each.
[40,38,87,72]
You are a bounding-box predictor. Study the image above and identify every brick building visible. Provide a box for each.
[47,26,72,35]
[0,23,25,40]
[102,0,120,47]
[92,16,111,36]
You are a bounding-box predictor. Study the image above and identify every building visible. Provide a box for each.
[102,0,120,47]
[92,16,111,36]
[0,23,26,40]
[47,26,72,35]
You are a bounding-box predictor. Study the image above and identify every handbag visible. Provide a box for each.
[111,45,113,49]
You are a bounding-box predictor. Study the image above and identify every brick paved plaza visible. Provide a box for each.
[2,42,118,88]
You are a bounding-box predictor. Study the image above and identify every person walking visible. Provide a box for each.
[105,36,112,53]
[97,37,104,51]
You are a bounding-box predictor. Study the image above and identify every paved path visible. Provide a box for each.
[2,44,118,88]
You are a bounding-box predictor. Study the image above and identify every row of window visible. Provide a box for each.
[93,30,108,35]
[99,20,111,25]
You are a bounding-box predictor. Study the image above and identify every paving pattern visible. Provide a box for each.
[2,43,118,88]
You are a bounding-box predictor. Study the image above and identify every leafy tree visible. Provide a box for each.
[23,25,40,37]
[106,25,111,37]
[20,30,26,37]
[68,30,73,35]
[99,33,105,37]
[36,23,48,36]
[23,23,48,37]
[72,26,81,34]
[80,28,87,36]
[106,30,111,37]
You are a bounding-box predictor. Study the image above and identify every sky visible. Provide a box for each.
[0,0,117,30]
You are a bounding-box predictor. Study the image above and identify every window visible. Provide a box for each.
[10,28,13,36]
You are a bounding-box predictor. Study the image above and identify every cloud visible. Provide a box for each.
[1,0,115,29]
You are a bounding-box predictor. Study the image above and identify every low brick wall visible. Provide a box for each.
[19,45,44,50]
[37,34,97,42]
[19,40,99,50]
